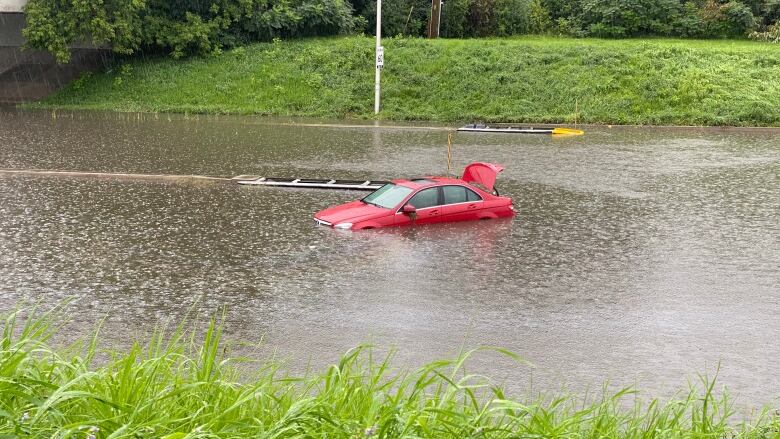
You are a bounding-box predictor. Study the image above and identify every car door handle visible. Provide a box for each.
[430,209,439,214]
[468,204,477,209]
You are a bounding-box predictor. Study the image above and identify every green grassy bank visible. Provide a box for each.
[2,306,780,438]
[35,36,780,125]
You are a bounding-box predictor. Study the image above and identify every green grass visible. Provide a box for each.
[2,305,780,438]
[33,36,780,126]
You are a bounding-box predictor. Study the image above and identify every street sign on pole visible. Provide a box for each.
[376,46,384,69]
[374,0,382,114]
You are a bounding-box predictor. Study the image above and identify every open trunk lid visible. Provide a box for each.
[462,162,504,193]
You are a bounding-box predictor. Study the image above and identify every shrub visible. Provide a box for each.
[494,0,533,35]
[441,0,472,37]
[672,1,708,37]
[542,0,584,22]
[360,0,431,36]
[554,16,587,36]
[580,0,683,37]
[439,0,535,36]
[529,0,554,33]
[701,0,758,37]
[721,0,759,33]
[749,19,780,40]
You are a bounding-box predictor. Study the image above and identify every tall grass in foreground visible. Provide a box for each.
[1,306,778,438]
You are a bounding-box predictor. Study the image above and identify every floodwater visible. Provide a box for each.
[1,109,778,407]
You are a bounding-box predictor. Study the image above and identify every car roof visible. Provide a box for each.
[430,176,468,185]
[391,177,478,190]
[391,179,422,189]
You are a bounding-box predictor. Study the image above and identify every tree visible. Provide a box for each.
[529,0,553,33]
[361,0,431,36]
[580,0,683,37]
[23,0,358,63]
[495,0,533,35]
[701,0,757,36]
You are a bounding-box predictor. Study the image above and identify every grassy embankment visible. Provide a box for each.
[34,36,780,126]
[1,306,780,438]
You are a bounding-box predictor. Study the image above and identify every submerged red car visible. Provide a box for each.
[313,162,515,230]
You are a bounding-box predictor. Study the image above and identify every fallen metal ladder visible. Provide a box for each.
[457,124,584,135]
[232,175,390,191]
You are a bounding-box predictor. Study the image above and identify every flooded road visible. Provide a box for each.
[1,109,778,406]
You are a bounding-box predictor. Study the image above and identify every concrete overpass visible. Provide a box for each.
[1,0,108,103]
[1,1,28,48]
[0,0,26,13]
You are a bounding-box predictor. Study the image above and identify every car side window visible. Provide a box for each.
[443,185,467,204]
[466,187,482,201]
[406,188,440,209]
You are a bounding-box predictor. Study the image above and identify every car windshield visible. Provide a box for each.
[362,184,413,209]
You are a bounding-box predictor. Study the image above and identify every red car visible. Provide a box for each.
[313,162,515,230]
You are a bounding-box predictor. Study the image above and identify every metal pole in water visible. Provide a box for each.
[374,0,382,115]
[446,132,453,176]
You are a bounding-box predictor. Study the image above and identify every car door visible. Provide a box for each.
[395,187,442,226]
[441,185,484,222]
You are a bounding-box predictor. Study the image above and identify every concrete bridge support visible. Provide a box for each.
[1,6,109,103]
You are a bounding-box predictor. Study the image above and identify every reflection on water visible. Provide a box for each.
[0,109,779,407]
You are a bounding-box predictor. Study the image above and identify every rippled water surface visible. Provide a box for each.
[1,110,778,405]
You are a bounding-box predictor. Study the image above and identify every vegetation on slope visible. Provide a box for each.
[2,305,780,438]
[23,0,780,64]
[37,36,780,126]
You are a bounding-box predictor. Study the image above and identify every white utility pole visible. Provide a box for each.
[437,0,442,37]
[374,0,383,114]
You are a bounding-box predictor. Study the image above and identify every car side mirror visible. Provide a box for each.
[402,204,417,214]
